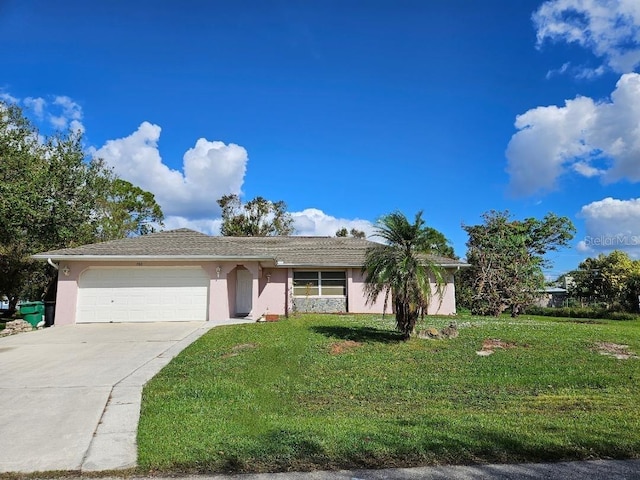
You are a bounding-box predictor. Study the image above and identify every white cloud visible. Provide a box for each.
[4,94,85,134]
[162,216,223,236]
[291,208,374,237]
[49,96,84,133]
[93,122,248,220]
[534,0,640,74]
[545,61,571,79]
[4,89,377,239]
[507,72,640,196]
[23,97,46,119]
[575,64,607,79]
[572,161,604,177]
[577,197,640,254]
[546,62,607,79]
[0,92,19,104]
[158,208,375,239]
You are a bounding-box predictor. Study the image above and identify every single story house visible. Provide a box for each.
[33,229,466,325]
[535,287,568,308]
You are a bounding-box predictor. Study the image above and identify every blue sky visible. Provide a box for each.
[2,0,640,278]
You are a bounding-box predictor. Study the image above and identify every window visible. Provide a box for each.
[293,271,319,296]
[293,271,346,296]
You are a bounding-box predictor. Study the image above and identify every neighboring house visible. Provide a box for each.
[33,229,467,325]
[535,287,568,308]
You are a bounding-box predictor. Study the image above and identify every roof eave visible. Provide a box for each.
[32,254,276,262]
[276,263,364,268]
[274,262,470,268]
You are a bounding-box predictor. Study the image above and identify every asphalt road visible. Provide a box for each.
[57,459,640,479]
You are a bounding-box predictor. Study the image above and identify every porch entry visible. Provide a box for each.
[235,268,253,317]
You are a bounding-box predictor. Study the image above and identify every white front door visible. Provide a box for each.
[235,269,253,316]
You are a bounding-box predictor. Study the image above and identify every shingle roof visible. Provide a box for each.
[33,228,467,267]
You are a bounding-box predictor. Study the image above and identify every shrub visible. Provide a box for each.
[524,305,638,321]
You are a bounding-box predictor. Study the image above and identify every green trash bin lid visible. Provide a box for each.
[19,301,45,315]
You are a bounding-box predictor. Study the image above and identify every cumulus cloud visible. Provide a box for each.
[577,197,640,254]
[534,0,640,74]
[93,122,248,221]
[5,88,377,238]
[92,121,379,238]
[291,208,375,237]
[157,208,375,239]
[506,72,640,196]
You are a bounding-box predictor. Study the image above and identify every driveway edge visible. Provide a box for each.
[81,322,217,472]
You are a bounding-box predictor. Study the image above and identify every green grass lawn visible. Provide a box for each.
[137,314,640,473]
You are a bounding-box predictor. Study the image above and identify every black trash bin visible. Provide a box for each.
[43,276,57,328]
[44,301,56,327]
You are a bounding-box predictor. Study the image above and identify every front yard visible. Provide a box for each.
[138,314,640,473]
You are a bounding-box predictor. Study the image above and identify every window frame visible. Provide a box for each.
[292,270,347,297]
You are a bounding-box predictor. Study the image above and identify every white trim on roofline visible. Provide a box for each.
[32,255,470,269]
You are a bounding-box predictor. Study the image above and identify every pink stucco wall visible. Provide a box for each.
[426,272,457,315]
[52,261,458,324]
[347,268,458,315]
[347,268,385,313]
[211,263,287,319]
[255,268,287,317]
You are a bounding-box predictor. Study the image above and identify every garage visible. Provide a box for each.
[77,266,209,323]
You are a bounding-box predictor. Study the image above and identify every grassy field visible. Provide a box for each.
[137,314,640,473]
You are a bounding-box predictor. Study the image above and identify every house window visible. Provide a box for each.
[293,271,346,296]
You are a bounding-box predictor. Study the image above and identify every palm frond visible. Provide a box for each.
[362,211,447,339]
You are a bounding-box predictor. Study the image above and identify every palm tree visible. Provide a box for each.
[363,211,445,339]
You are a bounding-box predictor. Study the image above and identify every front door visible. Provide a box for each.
[235,269,253,316]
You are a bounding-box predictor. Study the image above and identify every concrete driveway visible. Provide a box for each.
[0,321,237,473]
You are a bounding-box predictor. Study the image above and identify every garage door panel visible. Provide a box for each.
[77,267,209,323]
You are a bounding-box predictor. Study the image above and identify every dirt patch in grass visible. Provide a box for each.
[594,342,638,360]
[221,343,258,358]
[329,340,362,355]
[476,338,520,356]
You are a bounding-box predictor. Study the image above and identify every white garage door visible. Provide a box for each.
[77,266,209,323]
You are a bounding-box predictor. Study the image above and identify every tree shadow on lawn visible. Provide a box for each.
[207,413,639,474]
[220,428,330,472]
[219,422,616,474]
[311,325,404,344]
[457,426,635,464]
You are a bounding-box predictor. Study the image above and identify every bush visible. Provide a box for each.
[605,311,639,321]
[524,305,638,321]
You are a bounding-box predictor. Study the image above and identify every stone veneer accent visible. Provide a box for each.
[293,297,347,313]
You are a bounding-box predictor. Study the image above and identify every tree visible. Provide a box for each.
[217,194,294,236]
[422,226,456,258]
[0,102,164,312]
[362,211,445,339]
[463,211,575,317]
[94,177,164,241]
[335,227,366,239]
[568,250,640,310]
[622,272,640,313]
